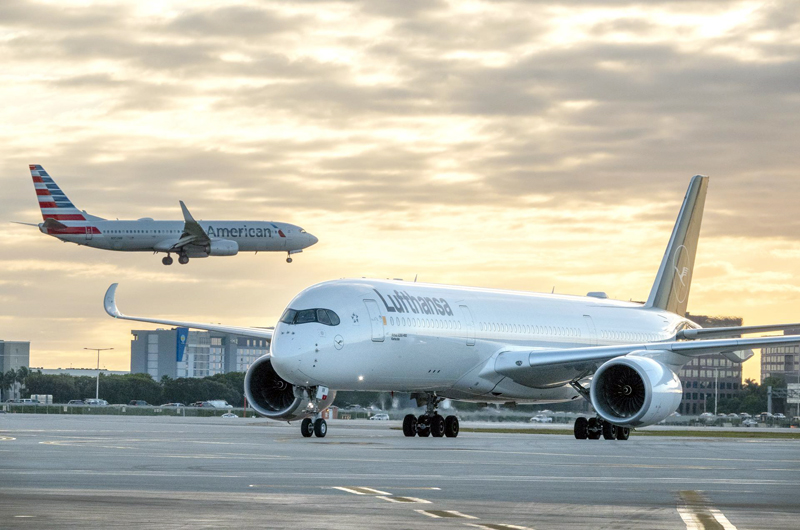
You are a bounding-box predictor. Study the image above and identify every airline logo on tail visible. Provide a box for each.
[672,244,691,304]
[29,164,86,221]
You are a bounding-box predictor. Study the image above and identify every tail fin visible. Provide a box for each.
[644,175,709,317]
[29,164,87,222]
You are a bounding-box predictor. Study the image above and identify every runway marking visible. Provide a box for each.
[332,486,391,495]
[678,491,738,530]
[417,510,478,519]
[464,523,533,530]
[376,496,431,504]
[0,436,16,441]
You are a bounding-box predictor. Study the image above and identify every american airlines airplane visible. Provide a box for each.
[103,176,800,440]
[22,165,318,265]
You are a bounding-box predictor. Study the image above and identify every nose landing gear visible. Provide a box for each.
[403,393,459,438]
[161,254,173,266]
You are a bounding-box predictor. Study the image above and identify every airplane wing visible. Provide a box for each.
[492,334,800,388]
[104,283,273,341]
[678,323,800,340]
[163,201,211,251]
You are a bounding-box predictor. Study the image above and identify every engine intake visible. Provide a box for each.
[590,355,681,427]
[244,355,334,421]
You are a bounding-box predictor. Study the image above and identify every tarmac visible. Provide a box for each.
[1,414,798,529]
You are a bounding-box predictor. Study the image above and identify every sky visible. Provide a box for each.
[1,0,799,382]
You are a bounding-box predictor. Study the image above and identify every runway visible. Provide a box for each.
[1,415,798,529]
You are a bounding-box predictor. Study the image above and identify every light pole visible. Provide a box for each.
[84,347,113,400]
[714,368,719,416]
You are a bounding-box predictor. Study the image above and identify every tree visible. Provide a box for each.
[3,370,17,401]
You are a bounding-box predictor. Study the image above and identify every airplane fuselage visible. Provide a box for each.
[270,279,692,404]
[41,219,315,254]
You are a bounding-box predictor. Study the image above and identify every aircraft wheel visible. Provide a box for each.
[286,257,293,263]
[616,427,631,441]
[444,415,459,438]
[587,418,602,440]
[313,418,327,438]
[178,255,189,265]
[301,418,313,438]
[602,421,617,440]
[417,415,430,437]
[162,256,173,266]
[402,414,417,437]
[574,417,588,440]
[430,415,445,437]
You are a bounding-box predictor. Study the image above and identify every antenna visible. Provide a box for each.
[551,286,555,294]
[414,274,418,282]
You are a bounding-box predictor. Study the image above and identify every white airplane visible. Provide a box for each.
[23,164,318,265]
[103,175,800,440]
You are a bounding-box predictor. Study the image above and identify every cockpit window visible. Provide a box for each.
[300,229,307,233]
[280,308,340,326]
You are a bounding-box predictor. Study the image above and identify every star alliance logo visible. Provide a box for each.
[351,313,359,324]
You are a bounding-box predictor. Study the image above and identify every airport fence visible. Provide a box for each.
[0,403,250,417]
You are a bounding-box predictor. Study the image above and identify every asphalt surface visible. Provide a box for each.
[1,415,798,529]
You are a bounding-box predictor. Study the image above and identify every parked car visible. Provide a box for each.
[739,412,751,418]
[160,403,185,408]
[84,399,108,406]
[221,412,238,418]
[529,415,553,423]
[742,419,758,427]
[128,400,150,406]
[67,400,84,405]
[205,400,233,409]
[6,398,38,404]
[369,413,390,420]
[773,413,786,419]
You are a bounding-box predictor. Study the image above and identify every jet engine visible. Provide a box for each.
[206,239,239,256]
[244,355,335,421]
[589,355,682,427]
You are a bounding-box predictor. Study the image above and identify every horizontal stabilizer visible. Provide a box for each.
[42,218,68,230]
[10,221,39,227]
[104,283,272,341]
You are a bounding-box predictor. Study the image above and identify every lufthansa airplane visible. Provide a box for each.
[104,175,800,440]
[22,165,318,265]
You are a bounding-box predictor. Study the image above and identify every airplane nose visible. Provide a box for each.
[307,233,318,246]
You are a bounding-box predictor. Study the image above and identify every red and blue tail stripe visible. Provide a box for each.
[29,164,86,221]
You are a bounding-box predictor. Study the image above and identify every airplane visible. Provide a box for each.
[22,164,318,265]
[102,175,800,440]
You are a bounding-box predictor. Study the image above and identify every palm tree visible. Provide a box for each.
[3,370,17,401]
[16,366,29,396]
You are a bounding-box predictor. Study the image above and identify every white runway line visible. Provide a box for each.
[678,490,738,530]
[416,510,479,519]
[465,524,534,530]
[710,508,738,530]
[376,496,431,504]
[332,486,391,496]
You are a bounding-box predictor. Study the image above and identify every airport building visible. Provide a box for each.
[0,340,30,373]
[130,328,270,379]
[761,328,800,384]
[678,314,744,415]
[30,368,129,377]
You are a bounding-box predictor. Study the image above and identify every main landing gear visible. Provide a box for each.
[573,416,630,441]
[300,417,327,438]
[403,393,459,438]
[161,253,189,265]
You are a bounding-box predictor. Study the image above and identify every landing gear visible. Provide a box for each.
[286,257,293,263]
[300,417,327,438]
[301,418,314,438]
[573,416,630,441]
[402,414,417,437]
[178,254,189,265]
[403,393,460,438]
[162,255,173,266]
[313,418,327,438]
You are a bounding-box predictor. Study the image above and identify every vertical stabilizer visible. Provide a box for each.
[644,175,709,316]
[29,164,87,221]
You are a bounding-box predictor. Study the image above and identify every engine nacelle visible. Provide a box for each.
[244,355,335,421]
[207,239,239,256]
[590,355,682,427]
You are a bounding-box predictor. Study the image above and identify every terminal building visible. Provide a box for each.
[0,340,30,373]
[761,328,800,384]
[130,328,270,379]
[678,314,744,415]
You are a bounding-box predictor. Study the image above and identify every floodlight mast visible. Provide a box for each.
[84,347,114,400]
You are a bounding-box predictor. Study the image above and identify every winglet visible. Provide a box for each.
[104,283,122,318]
[179,201,196,223]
